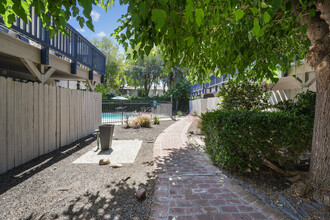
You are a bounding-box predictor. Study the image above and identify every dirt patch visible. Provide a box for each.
[187,117,330,220]
[0,120,175,220]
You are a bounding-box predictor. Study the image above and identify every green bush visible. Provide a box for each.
[217,78,270,110]
[275,90,316,116]
[177,111,182,117]
[201,110,313,172]
[127,95,170,102]
[153,116,160,125]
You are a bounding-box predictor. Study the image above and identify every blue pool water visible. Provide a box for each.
[102,113,136,120]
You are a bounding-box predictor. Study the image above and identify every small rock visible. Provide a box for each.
[99,159,110,165]
[110,163,122,168]
[136,188,146,200]
[58,188,70,191]
[50,213,59,219]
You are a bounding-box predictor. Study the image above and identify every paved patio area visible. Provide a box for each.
[150,117,288,220]
[72,140,143,164]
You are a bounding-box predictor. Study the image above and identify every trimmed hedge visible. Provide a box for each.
[201,110,313,172]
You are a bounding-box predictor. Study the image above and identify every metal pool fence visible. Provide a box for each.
[102,100,172,124]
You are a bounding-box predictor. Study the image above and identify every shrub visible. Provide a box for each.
[217,78,270,110]
[201,110,313,172]
[275,90,316,116]
[128,95,170,102]
[153,116,160,125]
[130,114,151,128]
[164,78,190,112]
[177,111,182,117]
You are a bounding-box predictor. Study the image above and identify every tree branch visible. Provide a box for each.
[316,0,330,27]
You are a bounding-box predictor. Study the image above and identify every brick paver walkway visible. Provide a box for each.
[150,117,287,220]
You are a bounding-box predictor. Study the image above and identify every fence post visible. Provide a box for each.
[71,33,77,58]
[45,23,50,45]
[91,48,94,71]
[170,95,173,117]
[121,100,123,125]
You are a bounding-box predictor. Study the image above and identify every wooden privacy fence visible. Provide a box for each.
[0,77,102,174]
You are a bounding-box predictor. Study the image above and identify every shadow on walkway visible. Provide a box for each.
[151,117,329,220]
[149,118,288,219]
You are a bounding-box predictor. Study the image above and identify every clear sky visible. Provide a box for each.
[68,2,128,54]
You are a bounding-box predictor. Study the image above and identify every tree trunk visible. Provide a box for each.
[169,71,174,85]
[290,0,330,206]
[309,56,330,206]
[308,1,330,206]
[143,74,148,97]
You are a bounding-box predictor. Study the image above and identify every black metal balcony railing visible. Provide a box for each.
[0,7,105,75]
[190,74,232,97]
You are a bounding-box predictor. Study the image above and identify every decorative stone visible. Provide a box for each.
[136,188,147,200]
[99,159,110,165]
[110,163,122,168]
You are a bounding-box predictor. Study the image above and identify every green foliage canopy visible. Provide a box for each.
[125,47,164,97]
[0,0,116,38]
[0,1,311,82]
[114,0,311,83]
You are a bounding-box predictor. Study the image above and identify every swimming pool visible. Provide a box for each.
[102,113,136,120]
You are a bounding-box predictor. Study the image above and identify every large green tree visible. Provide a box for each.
[1,0,329,205]
[90,37,125,92]
[125,47,164,97]
[165,77,190,112]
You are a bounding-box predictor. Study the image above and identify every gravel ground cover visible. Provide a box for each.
[0,120,174,220]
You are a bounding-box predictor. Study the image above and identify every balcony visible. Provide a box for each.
[0,8,105,90]
[190,74,230,98]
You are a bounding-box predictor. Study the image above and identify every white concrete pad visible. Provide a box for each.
[73,140,143,164]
